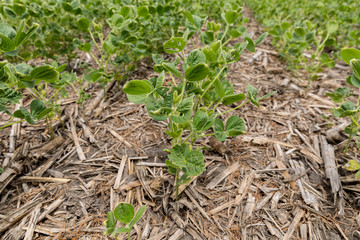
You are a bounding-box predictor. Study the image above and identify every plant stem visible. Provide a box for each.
[220,24,229,43]
[0,119,24,131]
[201,65,227,98]
[169,73,178,87]
[217,100,250,116]
[128,232,130,240]
[175,168,179,201]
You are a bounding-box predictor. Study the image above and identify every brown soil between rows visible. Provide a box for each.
[0,6,359,240]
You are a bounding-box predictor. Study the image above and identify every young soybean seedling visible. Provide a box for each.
[123,13,275,200]
[104,203,146,240]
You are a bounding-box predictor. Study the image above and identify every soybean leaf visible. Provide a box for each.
[349,74,360,88]
[350,59,360,79]
[164,37,187,53]
[77,18,90,31]
[30,65,59,83]
[14,107,34,125]
[114,203,134,224]
[326,20,338,34]
[29,100,47,120]
[345,160,360,171]
[214,79,225,99]
[326,87,351,103]
[246,84,259,107]
[225,115,245,136]
[145,95,170,121]
[15,23,39,47]
[168,144,205,176]
[129,205,146,228]
[214,118,226,141]
[193,110,215,132]
[137,6,149,17]
[245,37,255,52]
[186,49,206,67]
[104,211,116,235]
[127,94,147,104]
[162,62,183,80]
[123,80,154,95]
[341,48,360,65]
[166,160,177,174]
[185,63,209,82]
[222,93,246,105]
[224,10,238,24]
[0,82,22,105]
[171,97,193,123]
[332,101,357,117]
[255,32,268,45]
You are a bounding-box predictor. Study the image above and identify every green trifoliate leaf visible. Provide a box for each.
[193,110,215,132]
[104,211,116,235]
[350,59,360,79]
[214,118,226,141]
[30,65,59,83]
[123,80,154,95]
[345,160,360,171]
[77,18,90,31]
[114,203,134,224]
[222,93,246,105]
[326,20,338,34]
[340,48,360,65]
[332,101,358,117]
[168,144,205,176]
[326,87,351,103]
[185,63,209,82]
[163,37,187,53]
[129,206,146,228]
[162,62,183,80]
[225,115,245,136]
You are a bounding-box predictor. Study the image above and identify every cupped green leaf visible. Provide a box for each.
[246,84,259,107]
[245,37,255,52]
[129,205,146,228]
[168,144,205,176]
[77,18,90,31]
[30,65,59,83]
[225,115,245,137]
[137,6,149,17]
[171,97,193,123]
[326,87,351,104]
[340,48,360,65]
[164,37,187,53]
[145,95,169,121]
[224,10,238,24]
[123,80,154,95]
[193,110,215,132]
[214,79,225,99]
[185,63,209,82]
[350,59,360,79]
[222,93,246,105]
[114,203,134,224]
[255,32,268,45]
[104,211,116,235]
[186,49,206,67]
[29,100,47,120]
[214,118,226,141]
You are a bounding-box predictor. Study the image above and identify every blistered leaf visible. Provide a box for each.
[187,49,207,67]
[171,97,193,123]
[193,110,215,132]
[114,203,134,224]
[326,87,351,103]
[123,80,154,95]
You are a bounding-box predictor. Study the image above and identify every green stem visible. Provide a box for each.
[199,133,215,138]
[350,116,360,129]
[201,65,227,98]
[128,232,130,240]
[175,168,179,201]
[0,119,25,131]
[169,73,178,87]
[89,51,102,68]
[217,100,250,116]
[220,24,229,43]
